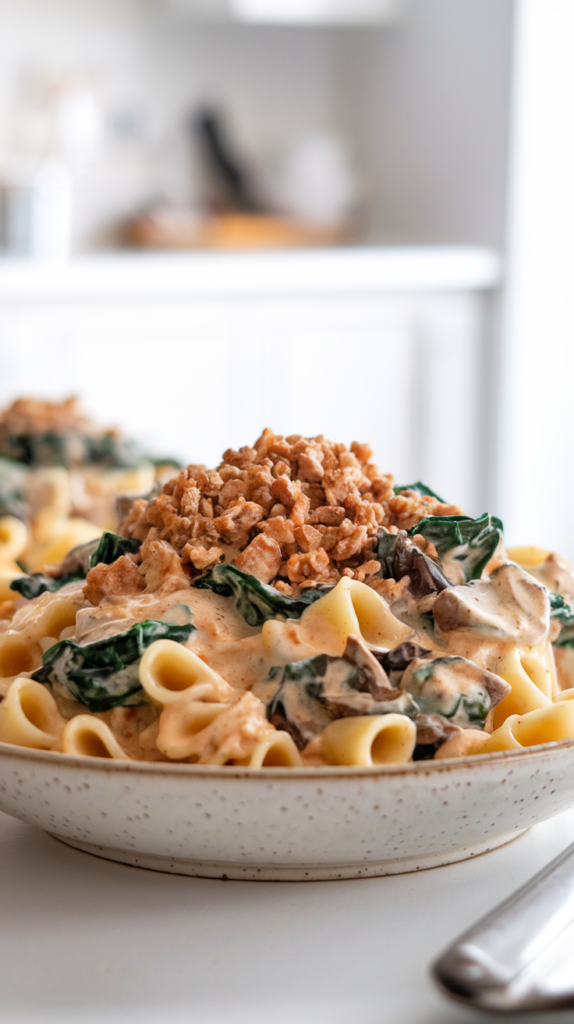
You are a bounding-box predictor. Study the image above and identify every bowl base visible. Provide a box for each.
[49,829,527,881]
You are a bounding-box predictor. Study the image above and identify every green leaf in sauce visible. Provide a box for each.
[408,512,503,581]
[549,592,574,647]
[32,619,195,712]
[85,433,144,470]
[0,428,144,470]
[394,481,447,503]
[193,563,332,627]
[148,456,182,471]
[401,655,506,729]
[10,532,141,601]
[10,572,85,601]
[0,456,29,520]
[89,532,141,570]
[265,640,419,749]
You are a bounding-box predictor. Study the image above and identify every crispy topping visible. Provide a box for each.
[83,554,145,605]
[0,397,95,440]
[119,429,461,589]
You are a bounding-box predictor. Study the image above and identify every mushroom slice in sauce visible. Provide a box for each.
[413,712,462,760]
[377,640,433,688]
[401,655,510,729]
[432,562,550,648]
[265,636,418,749]
[377,532,452,599]
[522,550,574,603]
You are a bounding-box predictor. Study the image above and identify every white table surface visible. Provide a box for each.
[1,807,574,1024]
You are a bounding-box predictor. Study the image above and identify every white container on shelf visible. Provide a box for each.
[0,161,73,262]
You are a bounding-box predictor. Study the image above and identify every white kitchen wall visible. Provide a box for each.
[0,0,513,250]
[333,0,514,248]
[498,0,574,560]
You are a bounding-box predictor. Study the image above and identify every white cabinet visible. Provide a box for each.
[0,247,499,514]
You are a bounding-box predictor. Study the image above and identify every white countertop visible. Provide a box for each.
[1,807,573,1024]
[0,247,501,301]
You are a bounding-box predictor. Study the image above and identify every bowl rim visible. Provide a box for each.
[0,737,573,778]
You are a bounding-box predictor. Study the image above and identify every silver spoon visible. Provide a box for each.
[432,841,574,1012]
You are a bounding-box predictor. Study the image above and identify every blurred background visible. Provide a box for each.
[0,0,571,554]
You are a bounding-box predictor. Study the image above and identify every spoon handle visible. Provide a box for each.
[433,841,574,1012]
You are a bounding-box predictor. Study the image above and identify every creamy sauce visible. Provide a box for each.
[4,536,566,766]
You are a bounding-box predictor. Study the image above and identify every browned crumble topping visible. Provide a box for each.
[83,554,145,606]
[118,429,461,592]
[0,397,100,441]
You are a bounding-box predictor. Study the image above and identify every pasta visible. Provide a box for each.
[237,730,302,767]
[0,677,63,749]
[0,516,28,562]
[321,714,416,766]
[0,631,43,678]
[491,647,551,727]
[1,427,574,769]
[0,563,27,604]
[483,701,574,752]
[140,639,232,704]
[298,577,412,656]
[62,716,131,759]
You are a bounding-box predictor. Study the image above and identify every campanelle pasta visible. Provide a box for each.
[321,714,416,766]
[62,715,131,760]
[0,516,28,601]
[0,677,64,749]
[2,428,574,769]
[140,639,232,704]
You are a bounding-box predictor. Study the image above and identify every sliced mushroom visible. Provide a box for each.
[432,562,550,648]
[401,654,510,729]
[415,713,461,747]
[265,636,419,749]
[377,532,452,599]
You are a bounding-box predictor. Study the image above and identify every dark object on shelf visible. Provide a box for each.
[195,107,263,214]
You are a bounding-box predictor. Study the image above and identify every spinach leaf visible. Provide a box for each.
[89,532,141,570]
[148,456,182,471]
[32,619,195,712]
[402,655,505,729]
[266,643,419,749]
[1,428,144,470]
[394,481,447,502]
[0,457,29,520]
[10,532,139,600]
[549,592,574,624]
[549,592,574,647]
[10,573,85,600]
[1,432,74,467]
[85,433,143,470]
[10,537,100,599]
[194,563,332,626]
[407,513,503,581]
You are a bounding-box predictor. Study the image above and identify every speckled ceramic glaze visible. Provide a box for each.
[1,740,574,879]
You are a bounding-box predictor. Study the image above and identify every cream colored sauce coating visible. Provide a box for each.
[408,563,551,678]
[77,586,274,694]
[2,552,560,766]
[61,584,285,762]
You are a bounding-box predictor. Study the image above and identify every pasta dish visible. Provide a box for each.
[0,428,573,769]
[0,397,177,585]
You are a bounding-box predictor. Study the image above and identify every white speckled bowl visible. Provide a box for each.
[1,741,574,880]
